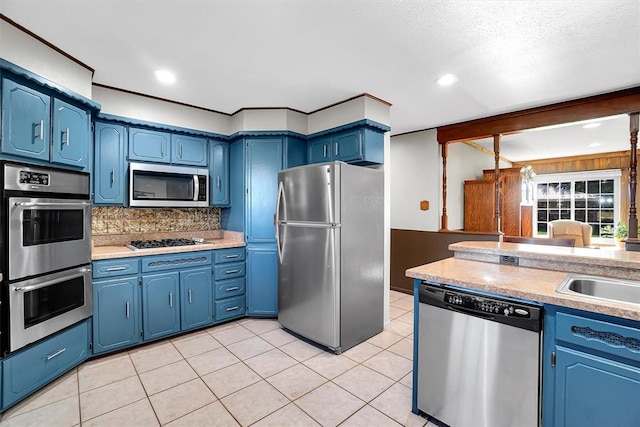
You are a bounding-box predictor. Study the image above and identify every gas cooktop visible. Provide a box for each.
[127,238,206,251]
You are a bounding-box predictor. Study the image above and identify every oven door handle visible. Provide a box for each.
[13,267,91,292]
[14,201,93,207]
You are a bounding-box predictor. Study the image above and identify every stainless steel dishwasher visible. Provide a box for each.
[416,282,542,427]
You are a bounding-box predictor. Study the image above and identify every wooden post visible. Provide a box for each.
[439,142,449,231]
[627,113,639,247]
[493,134,502,235]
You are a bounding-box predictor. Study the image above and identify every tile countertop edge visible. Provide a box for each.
[92,239,246,260]
[406,257,640,321]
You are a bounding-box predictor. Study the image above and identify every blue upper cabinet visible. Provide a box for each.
[94,122,126,205]
[307,136,332,164]
[246,137,283,243]
[1,78,51,161]
[128,127,171,163]
[51,99,89,168]
[171,134,207,166]
[307,124,386,165]
[209,140,230,206]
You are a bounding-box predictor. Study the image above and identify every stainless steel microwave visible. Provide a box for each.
[129,162,209,207]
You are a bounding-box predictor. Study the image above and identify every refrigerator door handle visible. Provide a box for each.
[275,181,285,263]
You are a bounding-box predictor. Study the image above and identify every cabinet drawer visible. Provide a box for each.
[556,312,640,363]
[214,277,246,300]
[215,295,246,321]
[3,320,89,408]
[214,247,246,264]
[214,262,245,281]
[93,258,139,278]
[141,252,212,273]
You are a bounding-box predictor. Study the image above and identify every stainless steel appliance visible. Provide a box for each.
[1,162,93,354]
[129,162,208,207]
[416,282,542,427]
[276,162,383,353]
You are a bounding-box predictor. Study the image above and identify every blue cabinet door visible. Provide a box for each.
[554,346,640,426]
[307,136,331,164]
[51,99,88,168]
[333,129,362,163]
[142,272,180,340]
[210,141,230,206]
[128,127,170,163]
[93,277,141,354]
[246,244,278,316]
[284,136,307,168]
[1,78,50,161]
[94,122,126,204]
[171,134,207,166]
[246,138,282,243]
[2,320,89,409]
[180,267,213,331]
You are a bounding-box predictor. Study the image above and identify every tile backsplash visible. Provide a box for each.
[92,207,220,235]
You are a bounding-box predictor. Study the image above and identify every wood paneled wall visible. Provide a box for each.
[390,229,499,294]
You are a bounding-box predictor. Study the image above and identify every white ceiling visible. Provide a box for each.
[1,0,639,158]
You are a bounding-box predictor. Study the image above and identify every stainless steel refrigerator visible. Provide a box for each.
[276,161,384,353]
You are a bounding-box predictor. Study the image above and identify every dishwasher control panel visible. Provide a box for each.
[444,291,532,318]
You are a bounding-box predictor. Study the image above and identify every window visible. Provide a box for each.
[534,170,620,242]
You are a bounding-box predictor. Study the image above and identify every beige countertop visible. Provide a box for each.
[406,241,640,321]
[92,239,245,260]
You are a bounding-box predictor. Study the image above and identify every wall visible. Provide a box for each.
[93,86,231,135]
[390,129,440,231]
[0,19,93,98]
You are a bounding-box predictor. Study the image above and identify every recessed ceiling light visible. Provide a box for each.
[588,142,602,147]
[583,122,601,129]
[436,74,458,86]
[155,69,176,84]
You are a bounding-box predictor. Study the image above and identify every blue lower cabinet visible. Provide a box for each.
[215,277,246,300]
[2,320,89,409]
[215,295,246,322]
[554,346,640,426]
[246,244,278,316]
[142,272,180,340]
[93,276,141,354]
[180,267,213,331]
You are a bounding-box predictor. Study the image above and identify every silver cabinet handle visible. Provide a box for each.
[188,289,192,304]
[217,176,221,189]
[125,301,130,318]
[179,143,183,158]
[225,269,239,274]
[64,127,70,146]
[226,306,239,312]
[161,142,165,157]
[226,286,239,292]
[169,292,173,308]
[105,266,126,272]
[335,142,339,156]
[38,120,44,140]
[110,168,115,185]
[323,145,327,158]
[225,254,240,259]
[46,348,66,361]
[14,201,92,207]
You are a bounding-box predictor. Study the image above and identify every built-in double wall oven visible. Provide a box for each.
[1,162,92,355]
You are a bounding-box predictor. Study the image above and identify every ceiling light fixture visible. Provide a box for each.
[588,142,602,147]
[583,122,601,129]
[436,74,458,86]
[154,69,176,84]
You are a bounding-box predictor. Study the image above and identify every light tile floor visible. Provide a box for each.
[0,290,433,427]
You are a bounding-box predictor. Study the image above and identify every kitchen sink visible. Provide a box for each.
[556,274,640,306]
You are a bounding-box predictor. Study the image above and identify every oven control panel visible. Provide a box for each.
[19,171,50,186]
[444,291,532,318]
